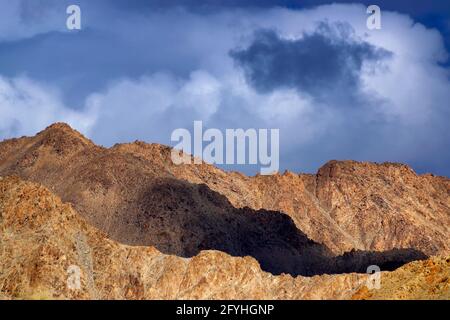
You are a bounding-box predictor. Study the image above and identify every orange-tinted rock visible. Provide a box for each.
[0,123,448,260]
[1,177,447,300]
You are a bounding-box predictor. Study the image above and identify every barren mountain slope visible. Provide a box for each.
[0,176,364,299]
[0,123,448,268]
[171,158,450,256]
[1,177,448,300]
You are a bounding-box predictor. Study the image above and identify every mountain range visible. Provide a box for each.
[0,123,449,299]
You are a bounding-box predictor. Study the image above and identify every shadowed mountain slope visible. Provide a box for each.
[0,123,448,275]
[1,177,448,299]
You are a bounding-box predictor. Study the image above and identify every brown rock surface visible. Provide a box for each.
[0,124,448,256]
[0,176,362,299]
[352,256,450,300]
[1,177,448,300]
[0,124,449,276]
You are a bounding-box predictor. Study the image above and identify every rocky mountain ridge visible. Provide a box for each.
[0,176,448,300]
[0,123,449,299]
[0,124,448,254]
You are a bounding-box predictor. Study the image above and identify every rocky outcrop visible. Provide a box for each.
[0,123,449,299]
[352,256,450,300]
[1,177,447,300]
[0,177,363,299]
[0,124,448,258]
[0,124,444,277]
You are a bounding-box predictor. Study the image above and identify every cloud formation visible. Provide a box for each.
[0,75,95,138]
[0,0,66,42]
[0,3,449,176]
[231,22,392,105]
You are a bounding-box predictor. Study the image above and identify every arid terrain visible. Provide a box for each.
[0,123,449,299]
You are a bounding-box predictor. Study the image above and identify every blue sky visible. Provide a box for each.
[0,1,449,176]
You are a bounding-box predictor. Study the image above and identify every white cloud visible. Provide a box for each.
[0,76,95,138]
[79,67,330,152]
[0,3,449,174]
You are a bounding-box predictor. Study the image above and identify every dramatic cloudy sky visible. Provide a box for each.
[0,0,449,176]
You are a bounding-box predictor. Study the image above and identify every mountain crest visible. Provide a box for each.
[0,123,448,264]
[37,122,94,147]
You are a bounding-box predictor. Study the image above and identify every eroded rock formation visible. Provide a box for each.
[0,123,449,299]
[1,177,448,300]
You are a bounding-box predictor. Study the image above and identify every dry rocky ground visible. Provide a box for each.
[0,123,449,299]
[0,177,448,300]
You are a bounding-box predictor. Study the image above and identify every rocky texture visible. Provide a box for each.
[0,176,362,299]
[1,177,448,300]
[183,161,450,256]
[0,124,443,276]
[0,124,449,271]
[352,256,450,300]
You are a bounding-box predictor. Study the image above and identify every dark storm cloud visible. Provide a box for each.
[116,0,449,60]
[231,22,392,103]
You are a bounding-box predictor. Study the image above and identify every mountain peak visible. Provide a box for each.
[0,123,448,265]
[36,122,95,149]
[39,122,83,137]
[44,122,75,131]
[318,159,416,178]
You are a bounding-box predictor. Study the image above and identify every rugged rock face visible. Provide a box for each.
[0,176,361,299]
[0,124,449,299]
[0,124,444,275]
[0,124,445,277]
[352,256,450,300]
[1,177,448,300]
